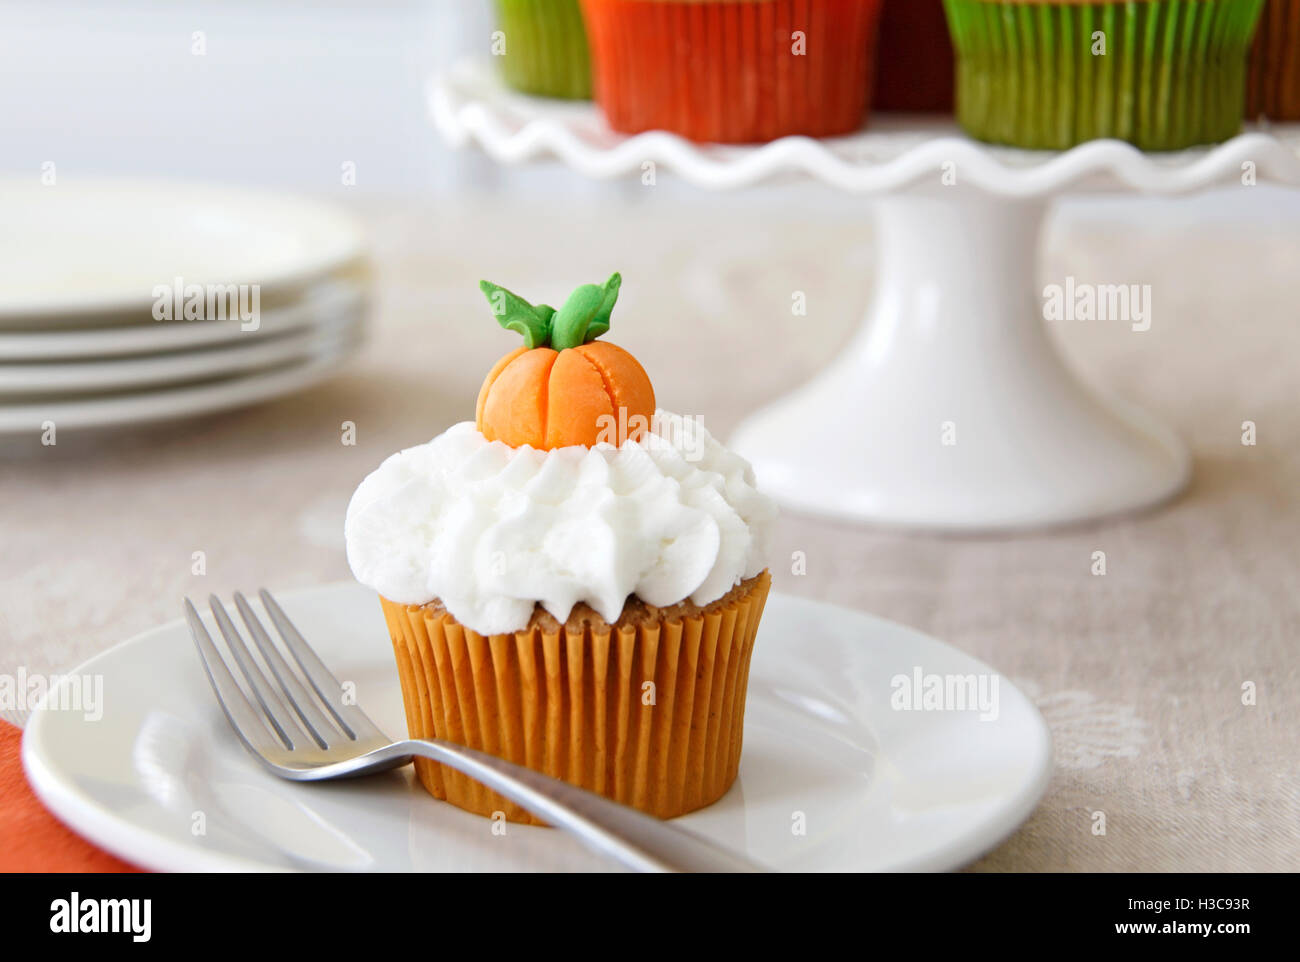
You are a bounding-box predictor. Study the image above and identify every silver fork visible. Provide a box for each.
[184,589,763,873]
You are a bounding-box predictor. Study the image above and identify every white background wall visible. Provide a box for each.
[1,0,493,193]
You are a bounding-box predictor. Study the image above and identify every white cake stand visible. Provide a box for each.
[431,60,1300,530]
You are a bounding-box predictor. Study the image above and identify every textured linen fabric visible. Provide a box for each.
[1,191,1296,871]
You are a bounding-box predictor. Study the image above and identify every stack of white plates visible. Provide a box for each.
[0,178,368,435]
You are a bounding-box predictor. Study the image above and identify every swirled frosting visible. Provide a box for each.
[345,411,776,635]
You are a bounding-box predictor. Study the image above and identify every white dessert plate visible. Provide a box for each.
[23,583,1051,872]
[0,337,359,435]
[0,315,361,397]
[0,276,364,364]
[0,178,365,325]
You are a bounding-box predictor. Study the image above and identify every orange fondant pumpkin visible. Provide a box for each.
[475,273,655,450]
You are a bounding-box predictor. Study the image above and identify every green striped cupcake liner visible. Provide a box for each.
[943,0,1265,150]
[494,0,591,99]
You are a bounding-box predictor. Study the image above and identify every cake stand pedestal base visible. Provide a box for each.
[728,191,1190,531]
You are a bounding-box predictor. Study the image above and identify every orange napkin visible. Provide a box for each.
[0,721,140,872]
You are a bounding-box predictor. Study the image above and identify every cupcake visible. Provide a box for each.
[580,0,885,142]
[346,273,776,823]
[873,0,955,113]
[494,0,592,99]
[1248,0,1300,120]
[944,0,1266,150]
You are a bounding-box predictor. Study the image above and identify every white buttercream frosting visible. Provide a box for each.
[345,410,776,635]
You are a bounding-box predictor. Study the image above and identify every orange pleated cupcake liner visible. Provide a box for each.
[381,571,771,824]
[580,0,883,142]
[1248,0,1300,120]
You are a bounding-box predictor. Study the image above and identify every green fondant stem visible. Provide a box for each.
[480,273,621,350]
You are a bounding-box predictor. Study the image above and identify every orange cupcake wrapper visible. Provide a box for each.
[580,0,883,143]
[381,571,771,824]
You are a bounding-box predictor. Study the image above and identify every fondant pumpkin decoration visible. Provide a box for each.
[475,273,655,450]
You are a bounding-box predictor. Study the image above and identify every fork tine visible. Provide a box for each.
[184,598,284,755]
[208,595,314,750]
[233,591,340,746]
[259,589,380,739]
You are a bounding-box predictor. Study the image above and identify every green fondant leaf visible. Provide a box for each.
[550,272,622,349]
[584,272,621,343]
[550,285,603,350]
[480,273,621,350]
[479,280,553,349]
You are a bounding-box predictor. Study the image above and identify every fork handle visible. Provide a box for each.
[391,738,764,873]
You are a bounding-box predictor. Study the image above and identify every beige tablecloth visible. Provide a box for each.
[2,191,1297,871]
